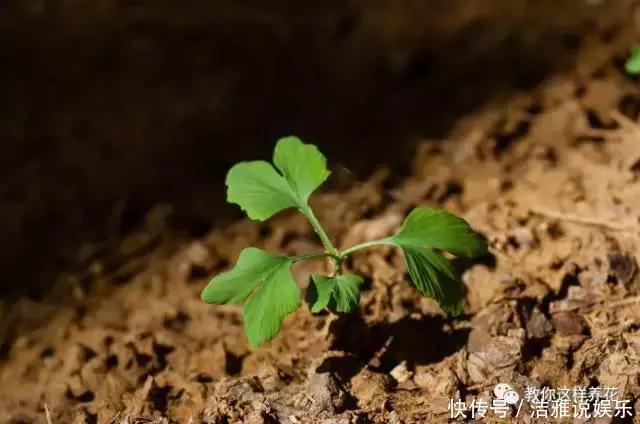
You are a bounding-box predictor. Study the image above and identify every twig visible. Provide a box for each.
[44,404,53,424]
[466,382,495,392]
[108,411,121,424]
[529,207,635,232]
[367,336,393,369]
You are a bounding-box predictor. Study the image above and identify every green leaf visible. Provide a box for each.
[273,136,331,202]
[226,161,297,221]
[243,264,300,347]
[201,247,286,304]
[225,136,330,221]
[626,46,640,75]
[402,246,464,316]
[200,247,300,347]
[390,208,486,257]
[307,273,363,313]
[388,207,483,315]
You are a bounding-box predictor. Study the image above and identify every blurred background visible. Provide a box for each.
[0,0,630,296]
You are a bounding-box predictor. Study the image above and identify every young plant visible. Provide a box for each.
[201,137,487,346]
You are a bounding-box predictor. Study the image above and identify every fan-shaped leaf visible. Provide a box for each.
[391,207,486,257]
[307,273,363,313]
[201,247,300,347]
[402,246,464,316]
[225,137,330,221]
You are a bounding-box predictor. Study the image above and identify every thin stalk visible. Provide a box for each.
[339,238,393,257]
[300,205,339,257]
[291,252,333,263]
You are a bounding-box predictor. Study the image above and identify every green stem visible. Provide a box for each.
[339,238,393,257]
[297,204,392,274]
[291,252,333,263]
[300,206,339,257]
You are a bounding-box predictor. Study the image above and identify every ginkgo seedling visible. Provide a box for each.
[201,137,487,347]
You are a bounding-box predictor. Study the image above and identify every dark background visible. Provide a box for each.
[0,0,624,295]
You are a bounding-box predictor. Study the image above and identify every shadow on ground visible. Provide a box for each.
[0,0,620,295]
[329,313,471,372]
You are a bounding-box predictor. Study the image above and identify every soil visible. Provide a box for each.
[2,3,640,424]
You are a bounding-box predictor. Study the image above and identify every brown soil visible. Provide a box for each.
[2,3,640,424]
